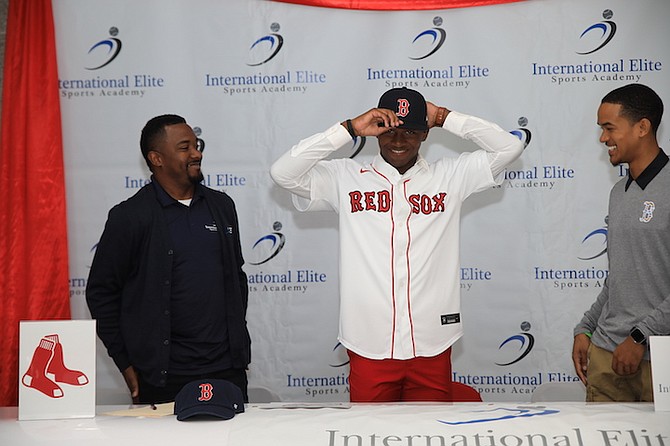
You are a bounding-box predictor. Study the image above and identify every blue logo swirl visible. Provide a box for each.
[510,128,532,148]
[329,342,349,367]
[86,28,122,70]
[349,137,367,159]
[248,33,284,66]
[437,407,559,425]
[578,225,608,261]
[409,27,447,60]
[576,11,617,55]
[496,322,534,366]
[249,231,286,265]
[510,117,532,148]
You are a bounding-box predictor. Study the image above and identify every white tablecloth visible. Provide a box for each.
[1,402,668,446]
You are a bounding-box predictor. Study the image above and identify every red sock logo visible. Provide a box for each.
[22,334,89,398]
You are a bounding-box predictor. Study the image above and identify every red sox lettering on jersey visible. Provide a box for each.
[270,111,523,361]
[349,190,448,214]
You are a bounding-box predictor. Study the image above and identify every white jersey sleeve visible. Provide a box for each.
[442,111,524,180]
[270,122,356,212]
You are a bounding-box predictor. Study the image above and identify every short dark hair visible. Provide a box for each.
[601,84,664,135]
[140,114,187,168]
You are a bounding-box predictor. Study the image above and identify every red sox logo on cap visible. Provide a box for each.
[198,383,214,401]
[396,98,410,118]
[378,87,428,131]
[174,379,245,421]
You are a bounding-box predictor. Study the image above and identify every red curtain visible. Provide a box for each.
[273,0,523,9]
[0,0,70,406]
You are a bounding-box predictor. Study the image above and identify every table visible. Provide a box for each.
[1,402,668,445]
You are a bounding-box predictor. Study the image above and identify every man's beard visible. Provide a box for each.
[189,170,205,184]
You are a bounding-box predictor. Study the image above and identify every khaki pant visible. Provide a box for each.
[586,343,653,402]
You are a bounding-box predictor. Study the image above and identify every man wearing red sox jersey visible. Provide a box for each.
[270,88,524,402]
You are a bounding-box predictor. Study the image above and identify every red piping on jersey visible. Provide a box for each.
[403,179,417,357]
[371,165,397,358]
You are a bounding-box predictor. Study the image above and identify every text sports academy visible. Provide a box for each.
[246,222,330,295]
[206,22,327,97]
[59,74,165,99]
[454,322,581,398]
[205,71,327,96]
[452,370,580,398]
[533,58,663,87]
[248,269,327,295]
[533,9,665,87]
[367,65,490,91]
[366,17,492,91]
[497,165,575,191]
[59,27,166,100]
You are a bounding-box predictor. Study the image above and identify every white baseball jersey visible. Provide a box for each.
[271,111,523,360]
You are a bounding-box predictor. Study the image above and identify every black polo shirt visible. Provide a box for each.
[153,181,231,375]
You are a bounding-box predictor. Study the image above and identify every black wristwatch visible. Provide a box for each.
[630,327,647,345]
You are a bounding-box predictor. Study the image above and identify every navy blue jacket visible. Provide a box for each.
[86,181,250,387]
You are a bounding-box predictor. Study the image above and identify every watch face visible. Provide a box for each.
[631,328,646,344]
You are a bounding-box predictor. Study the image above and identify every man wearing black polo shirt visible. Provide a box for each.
[573,84,669,402]
[86,115,250,404]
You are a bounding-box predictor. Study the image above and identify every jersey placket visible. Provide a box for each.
[390,178,415,359]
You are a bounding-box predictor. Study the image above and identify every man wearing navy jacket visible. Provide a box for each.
[87,114,250,404]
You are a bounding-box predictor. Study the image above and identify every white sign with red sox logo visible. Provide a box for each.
[18,320,96,420]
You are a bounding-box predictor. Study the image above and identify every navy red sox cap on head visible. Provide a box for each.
[377,87,428,131]
[174,379,245,421]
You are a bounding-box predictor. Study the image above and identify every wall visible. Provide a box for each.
[25,0,670,403]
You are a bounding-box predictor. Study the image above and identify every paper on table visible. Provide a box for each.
[256,402,351,409]
[102,402,175,418]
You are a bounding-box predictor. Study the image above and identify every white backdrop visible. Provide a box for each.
[54,0,670,402]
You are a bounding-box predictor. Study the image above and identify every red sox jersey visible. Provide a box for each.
[271,111,523,360]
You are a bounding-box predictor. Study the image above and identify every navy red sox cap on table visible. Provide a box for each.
[174,379,245,421]
[377,87,428,131]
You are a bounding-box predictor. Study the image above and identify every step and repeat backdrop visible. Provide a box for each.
[55,0,669,402]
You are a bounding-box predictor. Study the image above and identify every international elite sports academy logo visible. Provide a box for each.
[497,117,577,193]
[531,218,609,291]
[205,22,327,96]
[349,136,367,159]
[451,322,578,398]
[329,342,349,368]
[284,341,350,399]
[247,221,329,295]
[495,322,534,367]
[578,217,608,261]
[497,117,579,192]
[408,17,447,61]
[437,406,558,426]
[367,17,491,91]
[192,127,206,153]
[85,27,123,70]
[248,221,287,266]
[575,9,617,55]
[59,27,166,100]
[247,22,284,66]
[510,117,532,149]
[531,9,663,86]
